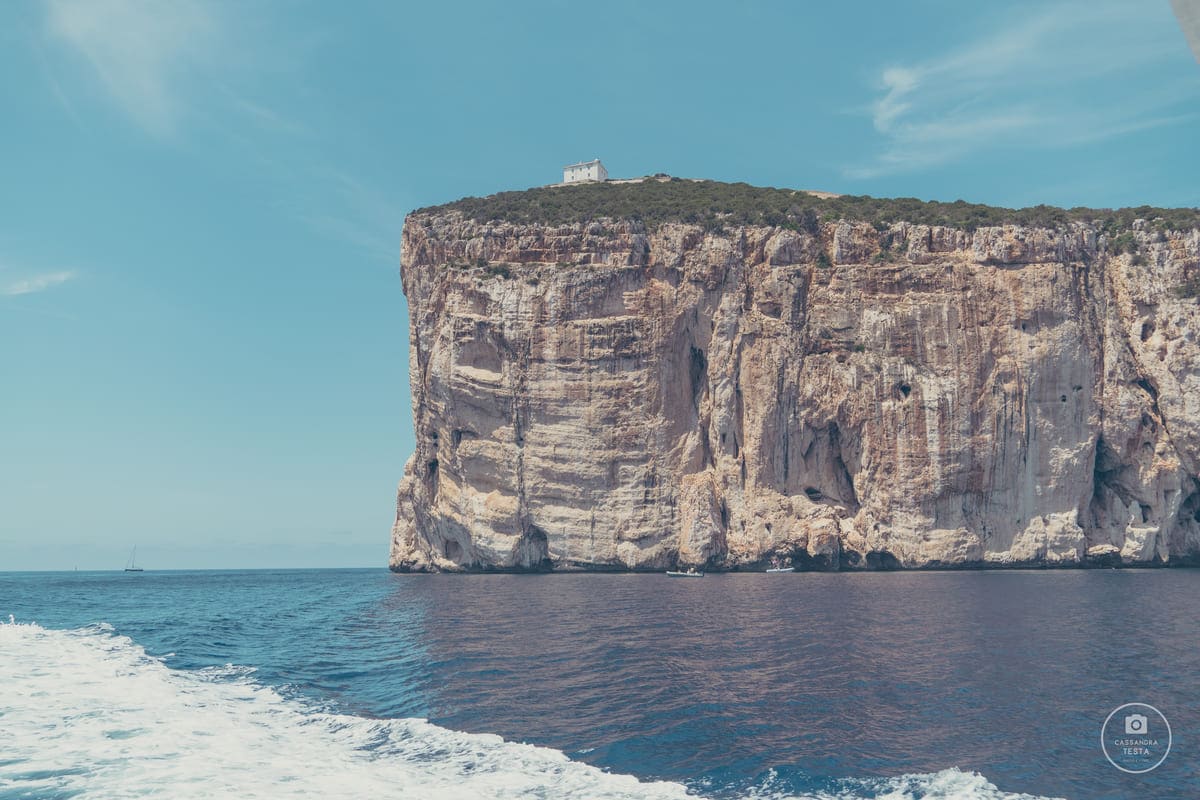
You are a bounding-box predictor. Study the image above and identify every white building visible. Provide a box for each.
[562,159,608,184]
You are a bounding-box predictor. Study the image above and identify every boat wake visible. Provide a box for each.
[0,619,1062,800]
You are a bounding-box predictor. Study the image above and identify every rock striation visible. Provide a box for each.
[391,185,1200,571]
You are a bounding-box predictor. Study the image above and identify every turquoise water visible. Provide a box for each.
[1,568,1196,798]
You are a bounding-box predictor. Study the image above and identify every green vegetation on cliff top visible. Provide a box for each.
[418,178,1200,233]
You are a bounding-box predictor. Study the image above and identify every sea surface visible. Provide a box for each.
[1,568,1196,799]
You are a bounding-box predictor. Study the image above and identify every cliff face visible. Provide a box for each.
[391,205,1200,571]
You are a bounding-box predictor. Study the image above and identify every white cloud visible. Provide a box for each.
[44,0,216,135]
[850,1,1200,178]
[872,67,918,132]
[39,2,405,263]
[1,270,76,296]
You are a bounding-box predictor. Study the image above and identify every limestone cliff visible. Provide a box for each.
[391,182,1200,571]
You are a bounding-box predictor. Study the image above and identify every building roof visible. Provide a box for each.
[563,159,604,169]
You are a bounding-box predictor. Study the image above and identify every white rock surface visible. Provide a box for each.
[391,213,1200,571]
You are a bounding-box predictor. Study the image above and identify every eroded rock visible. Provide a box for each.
[391,213,1200,571]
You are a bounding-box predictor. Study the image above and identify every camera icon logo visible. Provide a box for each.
[1103,703,1170,773]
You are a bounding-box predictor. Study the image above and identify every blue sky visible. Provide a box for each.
[2,0,1197,570]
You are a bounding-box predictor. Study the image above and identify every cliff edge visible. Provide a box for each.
[391,180,1200,571]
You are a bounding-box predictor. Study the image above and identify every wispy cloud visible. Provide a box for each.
[44,0,216,135]
[229,94,310,138]
[236,151,406,266]
[26,30,85,129]
[1,270,76,297]
[849,1,1200,178]
[39,1,407,263]
[304,169,406,265]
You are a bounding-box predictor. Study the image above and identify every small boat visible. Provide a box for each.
[666,569,704,578]
[765,566,795,573]
[124,547,144,573]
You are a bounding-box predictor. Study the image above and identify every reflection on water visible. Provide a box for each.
[403,570,1199,798]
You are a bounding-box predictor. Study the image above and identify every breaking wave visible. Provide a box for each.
[0,619,1061,800]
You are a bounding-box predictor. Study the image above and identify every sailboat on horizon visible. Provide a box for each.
[124,547,144,573]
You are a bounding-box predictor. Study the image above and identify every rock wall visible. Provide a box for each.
[391,211,1200,571]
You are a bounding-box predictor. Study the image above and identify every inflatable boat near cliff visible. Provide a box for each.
[665,569,704,578]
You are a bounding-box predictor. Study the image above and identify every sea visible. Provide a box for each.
[1,568,1195,799]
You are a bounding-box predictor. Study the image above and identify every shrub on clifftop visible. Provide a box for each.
[417,179,1200,234]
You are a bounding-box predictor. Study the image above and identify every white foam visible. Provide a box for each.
[740,767,1066,800]
[0,620,1063,800]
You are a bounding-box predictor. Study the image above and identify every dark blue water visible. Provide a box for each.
[2,568,1196,799]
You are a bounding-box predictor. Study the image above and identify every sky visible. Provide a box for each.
[1,0,1198,571]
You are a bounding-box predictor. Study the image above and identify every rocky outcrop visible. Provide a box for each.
[391,206,1200,571]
